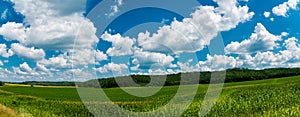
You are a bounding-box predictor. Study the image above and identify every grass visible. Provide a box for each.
[0,76,299,116]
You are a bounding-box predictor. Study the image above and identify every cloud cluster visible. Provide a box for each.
[11,43,45,61]
[0,0,254,78]
[106,0,123,17]
[272,0,300,17]
[134,0,254,54]
[0,44,13,58]
[198,36,300,72]
[101,32,136,56]
[264,11,270,18]
[0,0,99,51]
[132,49,176,68]
[97,0,254,73]
[0,0,109,81]
[94,63,128,75]
[225,23,281,54]
[12,62,39,75]
[0,22,26,43]
[6,0,300,81]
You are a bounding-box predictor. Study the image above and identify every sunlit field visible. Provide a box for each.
[0,76,300,116]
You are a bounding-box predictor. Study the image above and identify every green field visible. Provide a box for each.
[0,76,300,116]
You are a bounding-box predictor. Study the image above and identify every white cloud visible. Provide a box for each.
[272,0,300,17]
[11,0,85,23]
[0,44,14,58]
[284,37,299,50]
[106,0,123,17]
[148,69,168,75]
[39,54,70,69]
[36,63,50,74]
[70,49,108,66]
[225,23,281,54]
[19,62,32,73]
[136,0,254,54]
[132,49,176,68]
[101,0,254,56]
[95,63,128,74]
[42,0,86,16]
[198,54,237,71]
[38,49,107,71]
[1,0,257,80]
[101,32,136,56]
[95,50,108,62]
[7,0,99,51]
[11,43,45,61]
[213,0,255,31]
[205,37,300,70]
[264,11,270,18]
[281,32,289,37]
[177,59,200,72]
[12,62,39,75]
[0,22,27,43]
[24,13,98,51]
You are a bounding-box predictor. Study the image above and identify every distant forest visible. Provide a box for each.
[3,68,300,88]
[79,68,300,88]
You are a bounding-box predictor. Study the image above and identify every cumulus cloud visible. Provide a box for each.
[225,23,281,54]
[0,22,26,43]
[100,0,254,56]
[38,49,107,70]
[0,44,14,58]
[95,63,128,75]
[264,11,270,18]
[106,0,123,17]
[0,0,105,80]
[101,32,136,56]
[70,49,108,66]
[26,14,98,51]
[132,49,176,68]
[12,62,39,75]
[0,0,258,80]
[36,63,50,74]
[19,62,32,73]
[198,54,237,71]
[272,0,300,17]
[5,0,99,51]
[38,54,70,69]
[177,59,200,72]
[11,43,45,61]
[135,0,254,54]
[201,37,300,71]
[42,0,86,16]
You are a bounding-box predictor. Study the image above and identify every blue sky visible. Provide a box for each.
[0,0,300,82]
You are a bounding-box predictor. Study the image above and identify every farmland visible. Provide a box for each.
[0,76,300,116]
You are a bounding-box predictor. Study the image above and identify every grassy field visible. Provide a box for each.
[0,76,300,116]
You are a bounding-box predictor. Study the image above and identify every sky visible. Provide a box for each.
[0,0,299,82]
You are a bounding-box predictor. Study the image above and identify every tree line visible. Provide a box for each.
[78,68,300,88]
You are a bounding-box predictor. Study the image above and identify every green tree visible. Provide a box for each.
[0,81,4,86]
